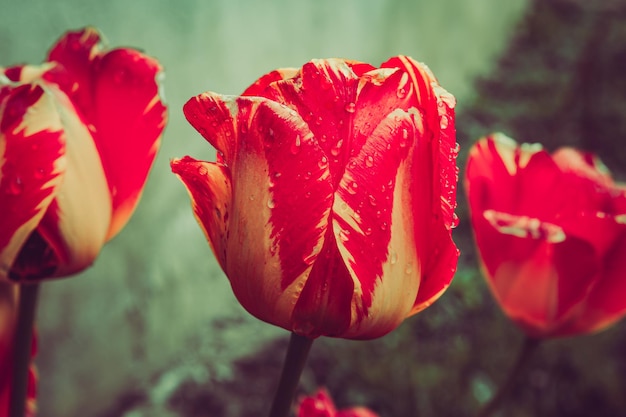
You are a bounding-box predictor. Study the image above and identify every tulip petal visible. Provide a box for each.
[34,86,112,279]
[46,27,103,118]
[170,157,232,269]
[252,59,361,185]
[241,67,299,97]
[91,49,166,238]
[561,229,626,335]
[0,84,65,281]
[46,27,167,239]
[330,108,416,338]
[183,93,335,333]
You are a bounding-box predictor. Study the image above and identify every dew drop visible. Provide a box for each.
[197,165,208,175]
[267,199,276,209]
[365,155,374,168]
[7,177,23,195]
[368,194,377,206]
[405,262,413,274]
[396,87,407,99]
[290,135,301,154]
[344,102,356,113]
[33,168,45,179]
[318,156,329,169]
[381,221,388,231]
[339,229,350,242]
[315,116,323,126]
[347,181,359,195]
[389,251,398,264]
[364,227,372,236]
[451,213,459,229]
[440,114,449,129]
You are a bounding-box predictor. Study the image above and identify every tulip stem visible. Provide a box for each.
[268,332,314,417]
[476,336,540,417]
[9,283,39,417]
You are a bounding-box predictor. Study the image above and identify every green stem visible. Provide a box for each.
[477,336,540,417]
[268,332,314,417]
[9,283,40,417]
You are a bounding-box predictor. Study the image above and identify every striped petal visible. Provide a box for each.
[90,49,166,238]
[252,59,361,185]
[46,27,167,239]
[34,86,112,279]
[330,108,417,338]
[183,93,334,332]
[0,83,65,281]
[170,157,232,269]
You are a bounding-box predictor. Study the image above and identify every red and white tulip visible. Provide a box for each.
[0,27,167,282]
[172,56,458,339]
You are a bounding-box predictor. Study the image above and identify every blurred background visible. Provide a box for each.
[2,0,626,415]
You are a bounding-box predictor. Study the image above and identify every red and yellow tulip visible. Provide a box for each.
[172,56,459,339]
[465,133,626,337]
[0,27,167,282]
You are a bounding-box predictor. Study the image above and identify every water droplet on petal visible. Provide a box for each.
[344,102,356,113]
[364,227,372,236]
[396,87,407,98]
[365,155,374,168]
[7,177,23,195]
[405,262,413,274]
[389,251,398,264]
[381,221,388,231]
[339,229,350,242]
[318,156,329,169]
[368,194,377,206]
[440,115,449,129]
[197,165,208,175]
[267,199,276,209]
[347,181,359,195]
[451,213,459,229]
[290,135,301,154]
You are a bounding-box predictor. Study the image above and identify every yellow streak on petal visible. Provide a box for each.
[45,85,111,277]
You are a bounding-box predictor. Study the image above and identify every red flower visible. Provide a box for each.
[0,27,167,282]
[0,283,38,417]
[297,388,378,417]
[465,133,626,337]
[172,56,458,339]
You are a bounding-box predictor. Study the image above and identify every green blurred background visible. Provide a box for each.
[2,0,626,416]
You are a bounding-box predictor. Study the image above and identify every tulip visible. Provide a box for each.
[297,388,378,417]
[0,283,37,417]
[0,27,167,282]
[172,56,459,340]
[465,133,626,338]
